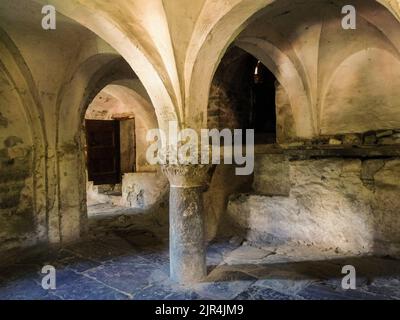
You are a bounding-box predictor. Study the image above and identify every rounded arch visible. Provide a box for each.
[207,46,261,131]
[186,0,276,129]
[55,53,159,243]
[236,38,315,138]
[57,55,135,144]
[86,82,158,173]
[102,83,158,130]
[186,0,400,131]
[41,0,180,131]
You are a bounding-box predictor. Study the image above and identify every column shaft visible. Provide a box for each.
[169,185,206,283]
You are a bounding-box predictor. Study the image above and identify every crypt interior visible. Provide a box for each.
[0,0,400,300]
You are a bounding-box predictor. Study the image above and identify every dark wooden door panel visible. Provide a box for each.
[85,120,121,185]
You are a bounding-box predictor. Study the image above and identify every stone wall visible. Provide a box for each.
[275,83,296,143]
[227,156,400,256]
[86,171,168,211]
[204,164,253,241]
[121,171,168,210]
[207,47,254,131]
[0,72,36,251]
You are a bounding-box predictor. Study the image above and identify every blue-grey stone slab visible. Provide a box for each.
[234,285,300,300]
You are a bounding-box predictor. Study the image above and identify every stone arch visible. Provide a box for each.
[57,56,136,145]
[207,47,257,131]
[88,82,158,172]
[236,38,315,138]
[39,0,180,131]
[185,0,274,129]
[101,82,158,130]
[55,54,158,243]
[0,27,47,247]
[186,0,400,131]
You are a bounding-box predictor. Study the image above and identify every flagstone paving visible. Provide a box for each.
[0,230,399,300]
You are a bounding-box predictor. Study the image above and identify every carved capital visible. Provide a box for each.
[162,164,214,188]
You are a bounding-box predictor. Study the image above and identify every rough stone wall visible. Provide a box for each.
[207,47,254,130]
[207,81,250,131]
[121,171,168,210]
[208,84,238,130]
[0,71,35,251]
[227,157,400,256]
[0,148,34,250]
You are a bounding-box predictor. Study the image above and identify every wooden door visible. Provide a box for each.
[120,118,136,174]
[85,120,121,185]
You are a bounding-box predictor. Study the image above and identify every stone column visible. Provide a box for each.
[162,164,213,284]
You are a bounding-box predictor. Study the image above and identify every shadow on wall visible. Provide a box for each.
[204,164,253,242]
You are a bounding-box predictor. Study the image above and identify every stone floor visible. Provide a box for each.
[0,230,399,300]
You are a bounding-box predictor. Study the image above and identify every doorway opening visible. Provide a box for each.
[84,90,137,217]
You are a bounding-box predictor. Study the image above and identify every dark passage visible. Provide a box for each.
[251,60,277,143]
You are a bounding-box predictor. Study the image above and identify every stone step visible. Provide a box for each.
[96,184,122,195]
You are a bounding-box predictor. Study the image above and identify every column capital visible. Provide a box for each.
[161,164,214,188]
